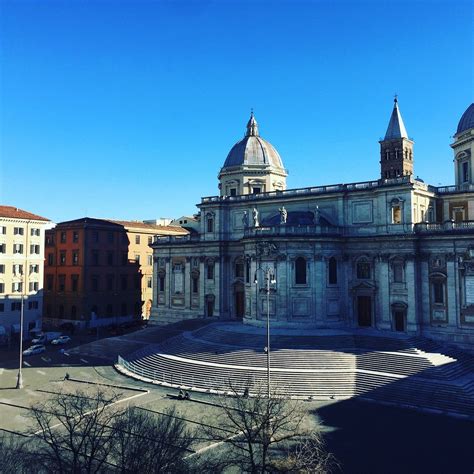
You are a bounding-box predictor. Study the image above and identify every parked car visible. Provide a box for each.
[32,332,62,344]
[23,344,46,356]
[51,335,71,345]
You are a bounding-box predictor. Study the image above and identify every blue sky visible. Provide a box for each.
[1,0,472,223]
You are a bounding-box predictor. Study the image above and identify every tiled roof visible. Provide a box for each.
[108,220,189,234]
[0,205,50,221]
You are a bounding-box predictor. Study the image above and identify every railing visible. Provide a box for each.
[433,184,474,194]
[201,176,416,204]
[153,234,200,244]
[414,221,474,233]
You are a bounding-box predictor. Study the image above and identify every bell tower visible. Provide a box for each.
[379,98,414,179]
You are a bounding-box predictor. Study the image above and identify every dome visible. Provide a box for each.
[456,103,474,134]
[222,113,285,169]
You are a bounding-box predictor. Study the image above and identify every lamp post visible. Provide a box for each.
[254,266,276,398]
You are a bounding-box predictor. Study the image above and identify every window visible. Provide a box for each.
[14,227,24,235]
[93,231,99,242]
[295,257,307,285]
[72,251,79,265]
[60,231,66,243]
[433,281,445,304]
[0,283,4,293]
[29,264,39,274]
[0,264,4,273]
[31,228,40,236]
[192,277,198,293]
[134,254,140,264]
[392,206,402,224]
[12,282,23,292]
[73,231,79,243]
[13,264,23,276]
[48,253,54,265]
[108,232,114,243]
[29,282,39,292]
[28,301,39,310]
[11,302,21,311]
[91,275,99,292]
[92,250,99,265]
[0,244,5,254]
[135,235,141,245]
[207,218,214,233]
[71,274,79,292]
[0,226,6,234]
[246,260,251,284]
[230,188,237,196]
[253,187,261,194]
[393,261,404,283]
[46,275,53,291]
[107,251,114,266]
[46,234,54,245]
[60,251,66,265]
[30,244,40,254]
[58,275,66,292]
[106,274,114,291]
[235,261,244,278]
[357,260,371,279]
[159,275,165,292]
[147,277,152,289]
[147,255,153,266]
[207,262,214,280]
[13,243,24,254]
[0,303,4,312]
[148,236,153,245]
[328,257,338,285]
[462,161,469,183]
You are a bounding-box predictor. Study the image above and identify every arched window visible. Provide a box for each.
[328,257,338,285]
[356,259,371,279]
[295,257,307,285]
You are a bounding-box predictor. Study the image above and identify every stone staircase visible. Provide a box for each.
[117,323,474,419]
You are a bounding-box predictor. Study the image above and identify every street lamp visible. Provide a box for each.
[254,266,276,398]
[16,289,25,389]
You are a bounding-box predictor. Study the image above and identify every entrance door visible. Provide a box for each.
[357,296,372,327]
[235,291,245,319]
[206,300,214,317]
[394,311,405,332]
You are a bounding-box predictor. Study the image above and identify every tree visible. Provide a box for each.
[200,383,335,473]
[110,405,193,473]
[0,431,28,474]
[28,388,121,473]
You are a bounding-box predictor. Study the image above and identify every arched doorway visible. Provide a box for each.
[233,282,245,320]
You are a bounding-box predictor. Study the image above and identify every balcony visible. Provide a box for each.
[414,221,474,233]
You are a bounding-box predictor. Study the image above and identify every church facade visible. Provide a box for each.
[150,101,474,349]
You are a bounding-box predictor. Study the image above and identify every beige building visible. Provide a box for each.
[110,220,189,318]
[0,206,51,340]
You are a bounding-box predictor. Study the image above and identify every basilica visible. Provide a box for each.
[150,101,474,349]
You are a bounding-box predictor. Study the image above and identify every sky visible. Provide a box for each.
[0,0,473,223]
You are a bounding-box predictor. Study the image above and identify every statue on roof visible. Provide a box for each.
[279,206,287,224]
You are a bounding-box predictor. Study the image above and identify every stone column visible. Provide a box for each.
[199,258,206,315]
[446,254,458,329]
[165,258,171,308]
[405,257,418,332]
[377,255,391,330]
[314,255,324,326]
[184,257,191,309]
[276,255,288,322]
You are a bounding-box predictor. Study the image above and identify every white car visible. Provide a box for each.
[23,344,46,356]
[51,335,71,345]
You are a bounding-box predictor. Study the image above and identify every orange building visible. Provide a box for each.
[43,218,187,327]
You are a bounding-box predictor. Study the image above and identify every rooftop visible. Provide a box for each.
[0,205,50,221]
